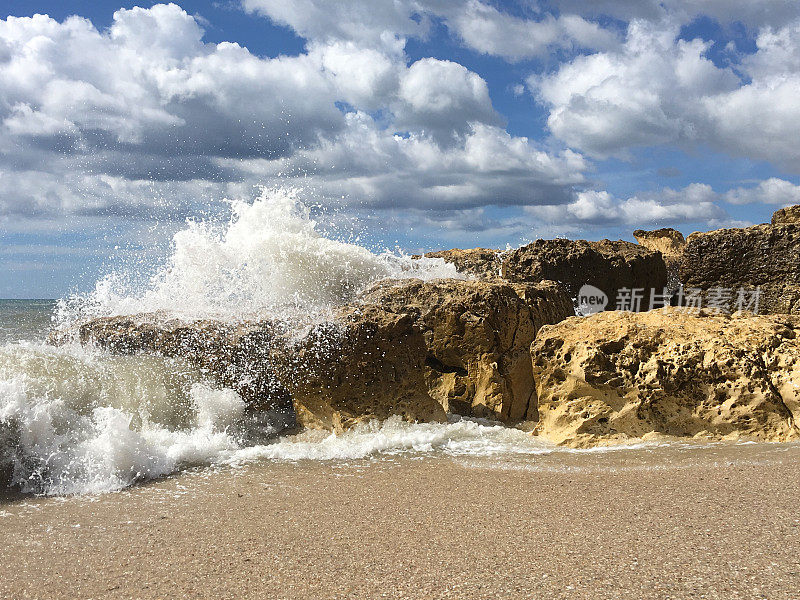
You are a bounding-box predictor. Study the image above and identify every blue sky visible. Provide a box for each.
[1,0,800,297]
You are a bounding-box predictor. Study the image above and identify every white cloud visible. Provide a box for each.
[442,0,619,60]
[395,58,501,141]
[532,17,800,171]
[0,4,591,227]
[241,0,428,48]
[225,114,587,210]
[242,0,619,59]
[724,178,800,205]
[525,183,725,227]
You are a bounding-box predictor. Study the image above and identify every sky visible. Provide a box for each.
[2,0,800,297]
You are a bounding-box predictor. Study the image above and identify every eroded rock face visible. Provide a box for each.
[501,239,668,309]
[680,220,800,314]
[772,205,800,225]
[633,228,686,291]
[633,228,686,258]
[270,305,445,430]
[76,315,290,413]
[417,248,502,280]
[531,308,800,448]
[75,307,446,431]
[361,278,573,422]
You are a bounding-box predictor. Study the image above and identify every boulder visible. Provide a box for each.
[501,239,668,310]
[76,315,290,413]
[772,204,800,225]
[361,278,573,422]
[269,305,445,430]
[416,248,502,280]
[680,219,800,314]
[633,228,686,292]
[75,308,445,431]
[531,308,800,448]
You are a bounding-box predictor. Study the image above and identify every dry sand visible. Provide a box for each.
[2,442,800,599]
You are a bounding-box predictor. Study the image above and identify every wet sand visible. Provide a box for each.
[2,442,800,600]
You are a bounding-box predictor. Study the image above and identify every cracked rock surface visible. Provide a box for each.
[360,278,573,422]
[531,307,800,447]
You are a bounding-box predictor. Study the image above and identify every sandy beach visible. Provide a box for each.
[2,441,800,600]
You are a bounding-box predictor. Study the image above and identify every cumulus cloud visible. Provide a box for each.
[532,20,740,157]
[224,115,587,210]
[243,0,620,59]
[440,0,619,60]
[525,183,726,227]
[241,0,428,48]
[394,58,501,142]
[0,4,591,227]
[532,16,800,171]
[724,178,800,205]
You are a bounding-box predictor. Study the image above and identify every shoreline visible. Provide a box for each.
[3,441,800,599]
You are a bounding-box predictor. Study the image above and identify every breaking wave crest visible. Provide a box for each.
[57,188,460,324]
[0,342,258,495]
[2,188,474,496]
[3,187,633,497]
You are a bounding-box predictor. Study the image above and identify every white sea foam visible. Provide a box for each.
[57,187,460,324]
[230,416,557,463]
[0,342,558,495]
[0,342,250,495]
[0,340,690,496]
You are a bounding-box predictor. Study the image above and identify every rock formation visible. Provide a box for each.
[680,207,800,314]
[531,308,800,447]
[501,239,668,310]
[63,213,800,445]
[361,278,572,422]
[633,228,686,292]
[75,307,446,431]
[75,315,289,412]
[416,248,502,280]
[772,204,800,225]
[73,276,576,430]
[269,305,446,430]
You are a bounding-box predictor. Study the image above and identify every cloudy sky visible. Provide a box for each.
[2,0,800,297]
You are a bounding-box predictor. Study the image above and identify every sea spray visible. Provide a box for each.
[0,187,552,496]
[56,187,461,325]
[0,342,253,495]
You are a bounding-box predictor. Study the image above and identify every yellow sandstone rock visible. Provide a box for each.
[531,308,800,447]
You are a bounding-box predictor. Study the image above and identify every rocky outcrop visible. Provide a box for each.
[361,278,572,422]
[633,228,686,292]
[269,305,445,430]
[72,277,574,430]
[680,213,800,314]
[76,307,446,431]
[416,248,502,280]
[633,228,686,259]
[772,204,800,225]
[531,308,800,448]
[501,239,668,310]
[76,315,289,413]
